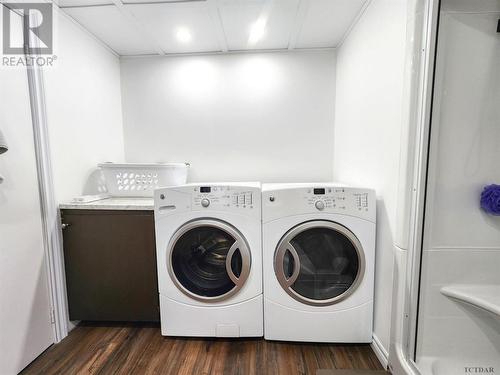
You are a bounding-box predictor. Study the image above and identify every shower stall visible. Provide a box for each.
[396,0,500,374]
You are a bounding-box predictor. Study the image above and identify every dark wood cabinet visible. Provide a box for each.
[61,209,160,322]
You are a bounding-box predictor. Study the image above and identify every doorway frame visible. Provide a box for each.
[23,15,70,343]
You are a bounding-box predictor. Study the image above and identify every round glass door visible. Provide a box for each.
[274,220,365,306]
[168,219,251,302]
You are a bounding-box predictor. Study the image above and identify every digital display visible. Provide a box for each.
[200,186,211,193]
[313,188,326,195]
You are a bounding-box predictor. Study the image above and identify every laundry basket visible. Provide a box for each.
[99,162,189,197]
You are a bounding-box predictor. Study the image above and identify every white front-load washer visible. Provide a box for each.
[154,183,263,337]
[262,183,376,343]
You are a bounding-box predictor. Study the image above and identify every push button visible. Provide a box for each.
[245,193,252,205]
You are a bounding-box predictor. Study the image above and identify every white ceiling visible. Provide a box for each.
[56,0,369,56]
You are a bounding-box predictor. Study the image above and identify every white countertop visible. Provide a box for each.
[60,197,154,211]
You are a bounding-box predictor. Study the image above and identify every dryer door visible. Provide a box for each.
[168,219,251,302]
[274,220,365,306]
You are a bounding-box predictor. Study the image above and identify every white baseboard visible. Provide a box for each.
[371,334,389,370]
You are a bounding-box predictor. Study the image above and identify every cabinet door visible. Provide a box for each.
[61,210,159,321]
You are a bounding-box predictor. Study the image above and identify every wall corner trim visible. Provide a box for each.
[371,334,390,370]
[337,0,373,49]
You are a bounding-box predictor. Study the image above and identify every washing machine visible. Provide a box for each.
[262,183,376,343]
[154,183,263,337]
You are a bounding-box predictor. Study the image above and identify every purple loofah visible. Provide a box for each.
[480,184,500,215]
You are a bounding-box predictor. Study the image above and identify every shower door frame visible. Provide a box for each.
[397,0,442,372]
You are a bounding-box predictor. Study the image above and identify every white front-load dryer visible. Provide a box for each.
[154,183,263,337]
[262,183,376,343]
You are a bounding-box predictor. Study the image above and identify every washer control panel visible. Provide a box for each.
[192,185,256,210]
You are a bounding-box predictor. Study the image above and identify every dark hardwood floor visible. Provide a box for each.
[21,322,384,375]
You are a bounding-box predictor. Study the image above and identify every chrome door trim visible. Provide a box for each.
[274,220,366,307]
[225,241,250,287]
[274,243,301,287]
[167,218,251,303]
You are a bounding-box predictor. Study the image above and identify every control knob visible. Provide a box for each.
[201,198,210,208]
[315,200,325,211]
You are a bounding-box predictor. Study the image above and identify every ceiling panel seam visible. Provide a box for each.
[111,0,166,55]
[207,0,228,52]
[288,0,310,50]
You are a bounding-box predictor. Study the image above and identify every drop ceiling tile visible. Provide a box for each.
[63,5,159,55]
[296,0,368,48]
[218,0,300,51]
[125,2,221,54]
[57,0,113,7]
[122,0,206,3]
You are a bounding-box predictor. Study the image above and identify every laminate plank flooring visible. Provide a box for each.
[21,323,384,375]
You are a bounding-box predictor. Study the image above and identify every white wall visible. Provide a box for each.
[44,10,125,202]
[333,0,408,357]
[120,50,336,182]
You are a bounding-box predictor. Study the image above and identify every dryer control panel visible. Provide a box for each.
[262,184,376,223]
[304,187,370,212]
[192,185,256,210]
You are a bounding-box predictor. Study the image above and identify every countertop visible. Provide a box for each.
[60,197,154,211]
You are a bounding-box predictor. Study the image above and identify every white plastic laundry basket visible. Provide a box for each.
[99,163,189,197]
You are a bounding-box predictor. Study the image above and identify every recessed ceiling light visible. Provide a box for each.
[176,27,192,43]
[248,18,266,45]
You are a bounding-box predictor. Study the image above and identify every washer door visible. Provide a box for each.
[168,219,251,302]
[274,220,365,306]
